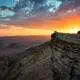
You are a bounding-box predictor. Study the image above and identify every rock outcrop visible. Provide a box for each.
[0,32,80,80]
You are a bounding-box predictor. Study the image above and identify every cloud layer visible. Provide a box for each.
[0,0,63,20]
[0,0,80,25]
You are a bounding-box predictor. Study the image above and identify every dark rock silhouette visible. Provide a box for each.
[77,31,80,34]
[51,31,58,40]
[0,31,80,80]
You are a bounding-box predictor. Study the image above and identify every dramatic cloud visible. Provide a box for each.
[0,0,63,20]
[0,0,80,36]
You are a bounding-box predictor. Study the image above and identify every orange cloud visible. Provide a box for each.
[22,14,80,30]
[23,14,80,33]
[0,14,80,36]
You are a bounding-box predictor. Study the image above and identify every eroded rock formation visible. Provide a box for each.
[0,32,80,80]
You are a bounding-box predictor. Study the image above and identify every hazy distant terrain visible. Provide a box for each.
[0,36,50,56]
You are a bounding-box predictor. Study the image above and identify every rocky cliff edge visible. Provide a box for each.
[0,32,80,80]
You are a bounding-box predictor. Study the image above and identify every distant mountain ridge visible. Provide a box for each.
[0,32,80,80]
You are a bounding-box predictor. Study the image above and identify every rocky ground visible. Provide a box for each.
[0,32,80,80]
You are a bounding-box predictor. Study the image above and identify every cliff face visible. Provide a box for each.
[0,32,80,80]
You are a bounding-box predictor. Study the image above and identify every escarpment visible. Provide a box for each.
[0,32,80,80]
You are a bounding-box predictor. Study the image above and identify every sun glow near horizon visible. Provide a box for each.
[0,25,80,36]
[0,15,80,36]
[0,26,53,36]
[68,26,80,33]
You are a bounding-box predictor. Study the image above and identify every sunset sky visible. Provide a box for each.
[0,0,80,36]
